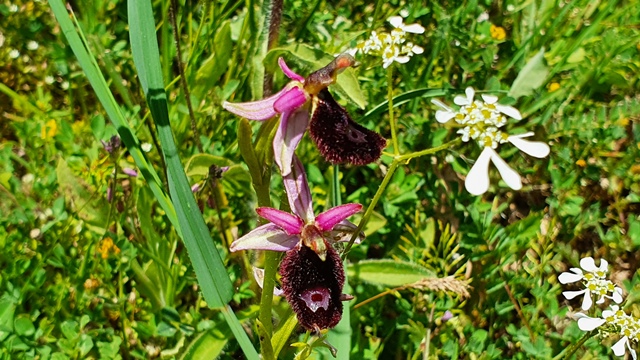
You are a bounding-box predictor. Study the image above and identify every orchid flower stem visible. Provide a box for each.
[552,331,593,360]
[342,138,461,258]
[387,66,400,156]
[259,251,279,336]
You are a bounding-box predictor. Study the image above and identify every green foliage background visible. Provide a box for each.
[1,0,640,359]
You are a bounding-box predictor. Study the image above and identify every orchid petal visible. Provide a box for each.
[230,223,300,252]
[316,203,363,232]
[562,290,586,300]
[326,220,364,244]
[273,86,307,113]
[577,316,605,331]
[284,156,315,223]
[488,148,522,191]
[274,108,310,176]
[612,336,630,357]
[558,271,584,284]
[256,207,304,235]
[222,87,286,120]
[579,257,598,272]
[508,136,550,158]
[278,57,305,82]
[465,147,493,195]
[253,267,284,296]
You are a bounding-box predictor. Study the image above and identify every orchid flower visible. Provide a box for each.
[223,55,385,176]
[230,156,364,330]
[432,87,550,195]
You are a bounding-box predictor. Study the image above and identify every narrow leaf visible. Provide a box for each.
[348,259,436,287]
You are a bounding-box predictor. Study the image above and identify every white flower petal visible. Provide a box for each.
[580,257,598,272]
[612,336,629,357]
[507,136,550,158]
[465,147,492,195]
[252,267,284,296]
[581,290,593,310]
[558,272,584,284]
[387,16,404,28]
[577,316,606,331]
[435,110,456,123]
[598,258,609,271]
[431,99,454,112]
[562,290,586,300]
[630,346,637,360]
[394,55,411,63]
[481,94,498,104]
[494,103,522,120]
[612,287,624,303]
[488,148,522,190]
[402,23,425,34]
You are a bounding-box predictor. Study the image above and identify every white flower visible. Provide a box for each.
[350,17,424,68]
[9,49,20,59]
[431,87,550,195]
[575,306,639,360]
[559,257,623,310]
[141,143,152,152]
[27,41,39,50]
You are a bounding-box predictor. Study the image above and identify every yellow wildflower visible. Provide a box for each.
[97,237,121,259]
[548,82,561,92]
[41,119,57,139]
[576,159,586,167]
[490,24,506,41]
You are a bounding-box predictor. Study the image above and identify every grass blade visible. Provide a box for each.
[126,1,258,358]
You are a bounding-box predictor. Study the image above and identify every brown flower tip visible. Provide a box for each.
[309,89,387,165]
[279,239,345,330]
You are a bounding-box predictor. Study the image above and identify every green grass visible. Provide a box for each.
[1,0,640,359]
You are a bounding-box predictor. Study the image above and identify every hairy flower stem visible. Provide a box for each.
[552,331,593,360]
[257,0,283,339]
[342,138,461,258]
[387,67,400,156]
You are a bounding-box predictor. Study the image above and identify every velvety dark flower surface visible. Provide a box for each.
[310,89,387,165]
[279,239,345,331]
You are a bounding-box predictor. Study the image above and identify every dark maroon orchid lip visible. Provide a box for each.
[279,240,347,331]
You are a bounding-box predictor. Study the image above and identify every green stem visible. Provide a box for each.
[342,138,461,258]
[552,331,593,360]
[259,251,279,336]
[387,67,400,156]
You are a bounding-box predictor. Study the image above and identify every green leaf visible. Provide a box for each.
[185,154,234,178]
[271,309,297,359]
[348,259,436,287]
[13,315,35,337]
[195,21,232,86]
[179,323,231,360]
[509,48,549,99]
[0,295,16,341]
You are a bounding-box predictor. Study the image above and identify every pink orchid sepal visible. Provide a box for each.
[229,156,364,257]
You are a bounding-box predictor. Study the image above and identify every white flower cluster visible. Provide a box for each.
[352,16,425,68]
[560,257,638,359]
[432,87,550,195]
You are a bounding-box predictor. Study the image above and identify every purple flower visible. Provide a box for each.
[230,156,364,330]
[122,167,138,177]
[223,54,386,176]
